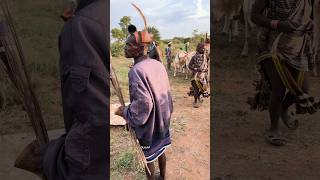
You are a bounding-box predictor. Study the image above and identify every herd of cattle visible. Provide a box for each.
[212,0,255,57]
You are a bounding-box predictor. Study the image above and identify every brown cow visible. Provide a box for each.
[173,50,196,79]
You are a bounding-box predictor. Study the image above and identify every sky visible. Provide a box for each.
[110,0,210,40]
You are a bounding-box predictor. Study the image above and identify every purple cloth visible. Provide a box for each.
[123,58,173,147]
[165,47,171,57]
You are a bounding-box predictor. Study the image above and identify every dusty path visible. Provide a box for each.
[165,73,210,179]
[212,33,320,179]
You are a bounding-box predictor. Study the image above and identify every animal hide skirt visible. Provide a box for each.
[248,54,320,114]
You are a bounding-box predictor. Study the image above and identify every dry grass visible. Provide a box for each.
[0,0,65,134]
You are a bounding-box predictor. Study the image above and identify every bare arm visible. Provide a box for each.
[251,0,295,33]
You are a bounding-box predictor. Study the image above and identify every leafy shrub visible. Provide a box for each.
[111,42,125,57]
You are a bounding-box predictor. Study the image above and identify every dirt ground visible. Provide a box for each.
[165,72,210,179]
[212,32,320,180]
[110,58,210,179]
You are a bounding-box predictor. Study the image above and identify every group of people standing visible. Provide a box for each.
[114,23,210,179]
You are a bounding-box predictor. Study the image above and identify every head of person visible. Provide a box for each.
[196,42,206,54]
[128,24,137,35]
[124,30,152,59]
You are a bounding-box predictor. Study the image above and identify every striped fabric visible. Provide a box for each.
[267,0,299,20]
[145,144,171,163]
[141,132,171,163]
[258,0,314,71]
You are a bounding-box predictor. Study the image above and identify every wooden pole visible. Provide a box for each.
[110,64,151,175]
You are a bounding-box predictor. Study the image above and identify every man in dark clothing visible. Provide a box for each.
[115,30,173,180]
[251,0,317,146]
[12,1,109,180]
[43,1,109,180]
[165,42,172,70]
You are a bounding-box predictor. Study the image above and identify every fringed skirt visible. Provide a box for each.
[248,53,320,113]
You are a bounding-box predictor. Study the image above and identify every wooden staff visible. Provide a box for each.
[110,64,151,175]
[0,0,49,146]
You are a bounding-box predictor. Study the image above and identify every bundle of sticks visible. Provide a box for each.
[110,64,151,175]
[0,0,49,146]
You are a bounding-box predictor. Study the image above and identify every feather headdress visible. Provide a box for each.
[131,3,152,44]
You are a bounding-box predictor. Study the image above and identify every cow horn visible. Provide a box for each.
[131,3,147,30]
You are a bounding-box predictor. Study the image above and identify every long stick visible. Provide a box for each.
[0,1,49,145]
[110,64,151,175]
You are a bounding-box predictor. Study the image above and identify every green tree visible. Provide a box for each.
[192,29,199,37]
[119,16,131,35]
[111,28,125,42]
[192,29,206,44]
[111,41,125,57]
[111,16,132,42]
[147,26,161,42]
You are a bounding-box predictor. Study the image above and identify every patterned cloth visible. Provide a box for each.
[266,0,299,20]
[188,52,209,85]
[258,0,315,71]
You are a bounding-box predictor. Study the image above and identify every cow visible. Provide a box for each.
[173,50,196,79]
[213,0,242,39]
[212,0,255,56]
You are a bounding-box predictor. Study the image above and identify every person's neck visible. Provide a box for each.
[134,55,148,64]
